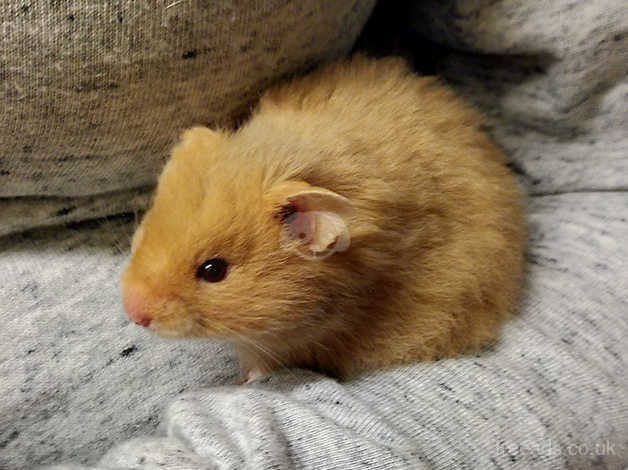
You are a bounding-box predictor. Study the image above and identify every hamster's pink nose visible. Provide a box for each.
[123,292,152,327]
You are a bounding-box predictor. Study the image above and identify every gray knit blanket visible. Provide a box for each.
[2,1,627,469]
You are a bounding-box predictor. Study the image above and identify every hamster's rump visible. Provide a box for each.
[121,56,526,379]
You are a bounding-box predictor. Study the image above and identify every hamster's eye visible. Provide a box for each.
[196,258,228,283]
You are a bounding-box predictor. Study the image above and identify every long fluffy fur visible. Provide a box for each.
[121,56,526,379]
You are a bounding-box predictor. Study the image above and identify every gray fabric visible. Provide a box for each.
[2,194,626,469]
[2,0,628,469]
[0,0,375,235]
[409,0,628,196]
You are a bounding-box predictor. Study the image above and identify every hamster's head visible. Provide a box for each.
[121,126,355,342]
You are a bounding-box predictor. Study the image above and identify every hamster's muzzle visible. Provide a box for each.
[122,289,152,327]
[120,277,195,336]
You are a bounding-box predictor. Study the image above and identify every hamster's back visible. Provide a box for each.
[235,56,526,367]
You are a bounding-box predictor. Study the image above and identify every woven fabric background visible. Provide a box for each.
[407,0,628,197]
[0,0,375,235]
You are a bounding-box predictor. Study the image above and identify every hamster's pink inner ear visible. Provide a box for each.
[266,181,354,252]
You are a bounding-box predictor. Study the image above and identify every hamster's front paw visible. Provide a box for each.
[235,367,266,385]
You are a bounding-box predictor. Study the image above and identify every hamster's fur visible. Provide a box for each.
[121,56,526,380]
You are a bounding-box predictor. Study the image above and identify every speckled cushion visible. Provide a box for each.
[0,0,375,235]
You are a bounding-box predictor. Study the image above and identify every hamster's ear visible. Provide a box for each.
[180,126,222,144]
[266,181,354,252]
[172,126,225,160]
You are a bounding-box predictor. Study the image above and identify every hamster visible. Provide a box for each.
[121,56,526,381]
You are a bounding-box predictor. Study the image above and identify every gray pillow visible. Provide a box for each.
[0,0,375,235]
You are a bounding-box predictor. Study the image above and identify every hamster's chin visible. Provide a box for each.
[147,319,204,339]
[149,327,190,339]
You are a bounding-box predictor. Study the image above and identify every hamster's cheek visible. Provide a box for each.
[148,304,203,338]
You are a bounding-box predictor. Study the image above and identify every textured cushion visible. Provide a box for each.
[0,0,375,235]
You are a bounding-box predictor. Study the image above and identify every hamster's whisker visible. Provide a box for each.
[214,323,299,380]
[227,328,284,367]
[192,315,275,365]
[238,338,300,382]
